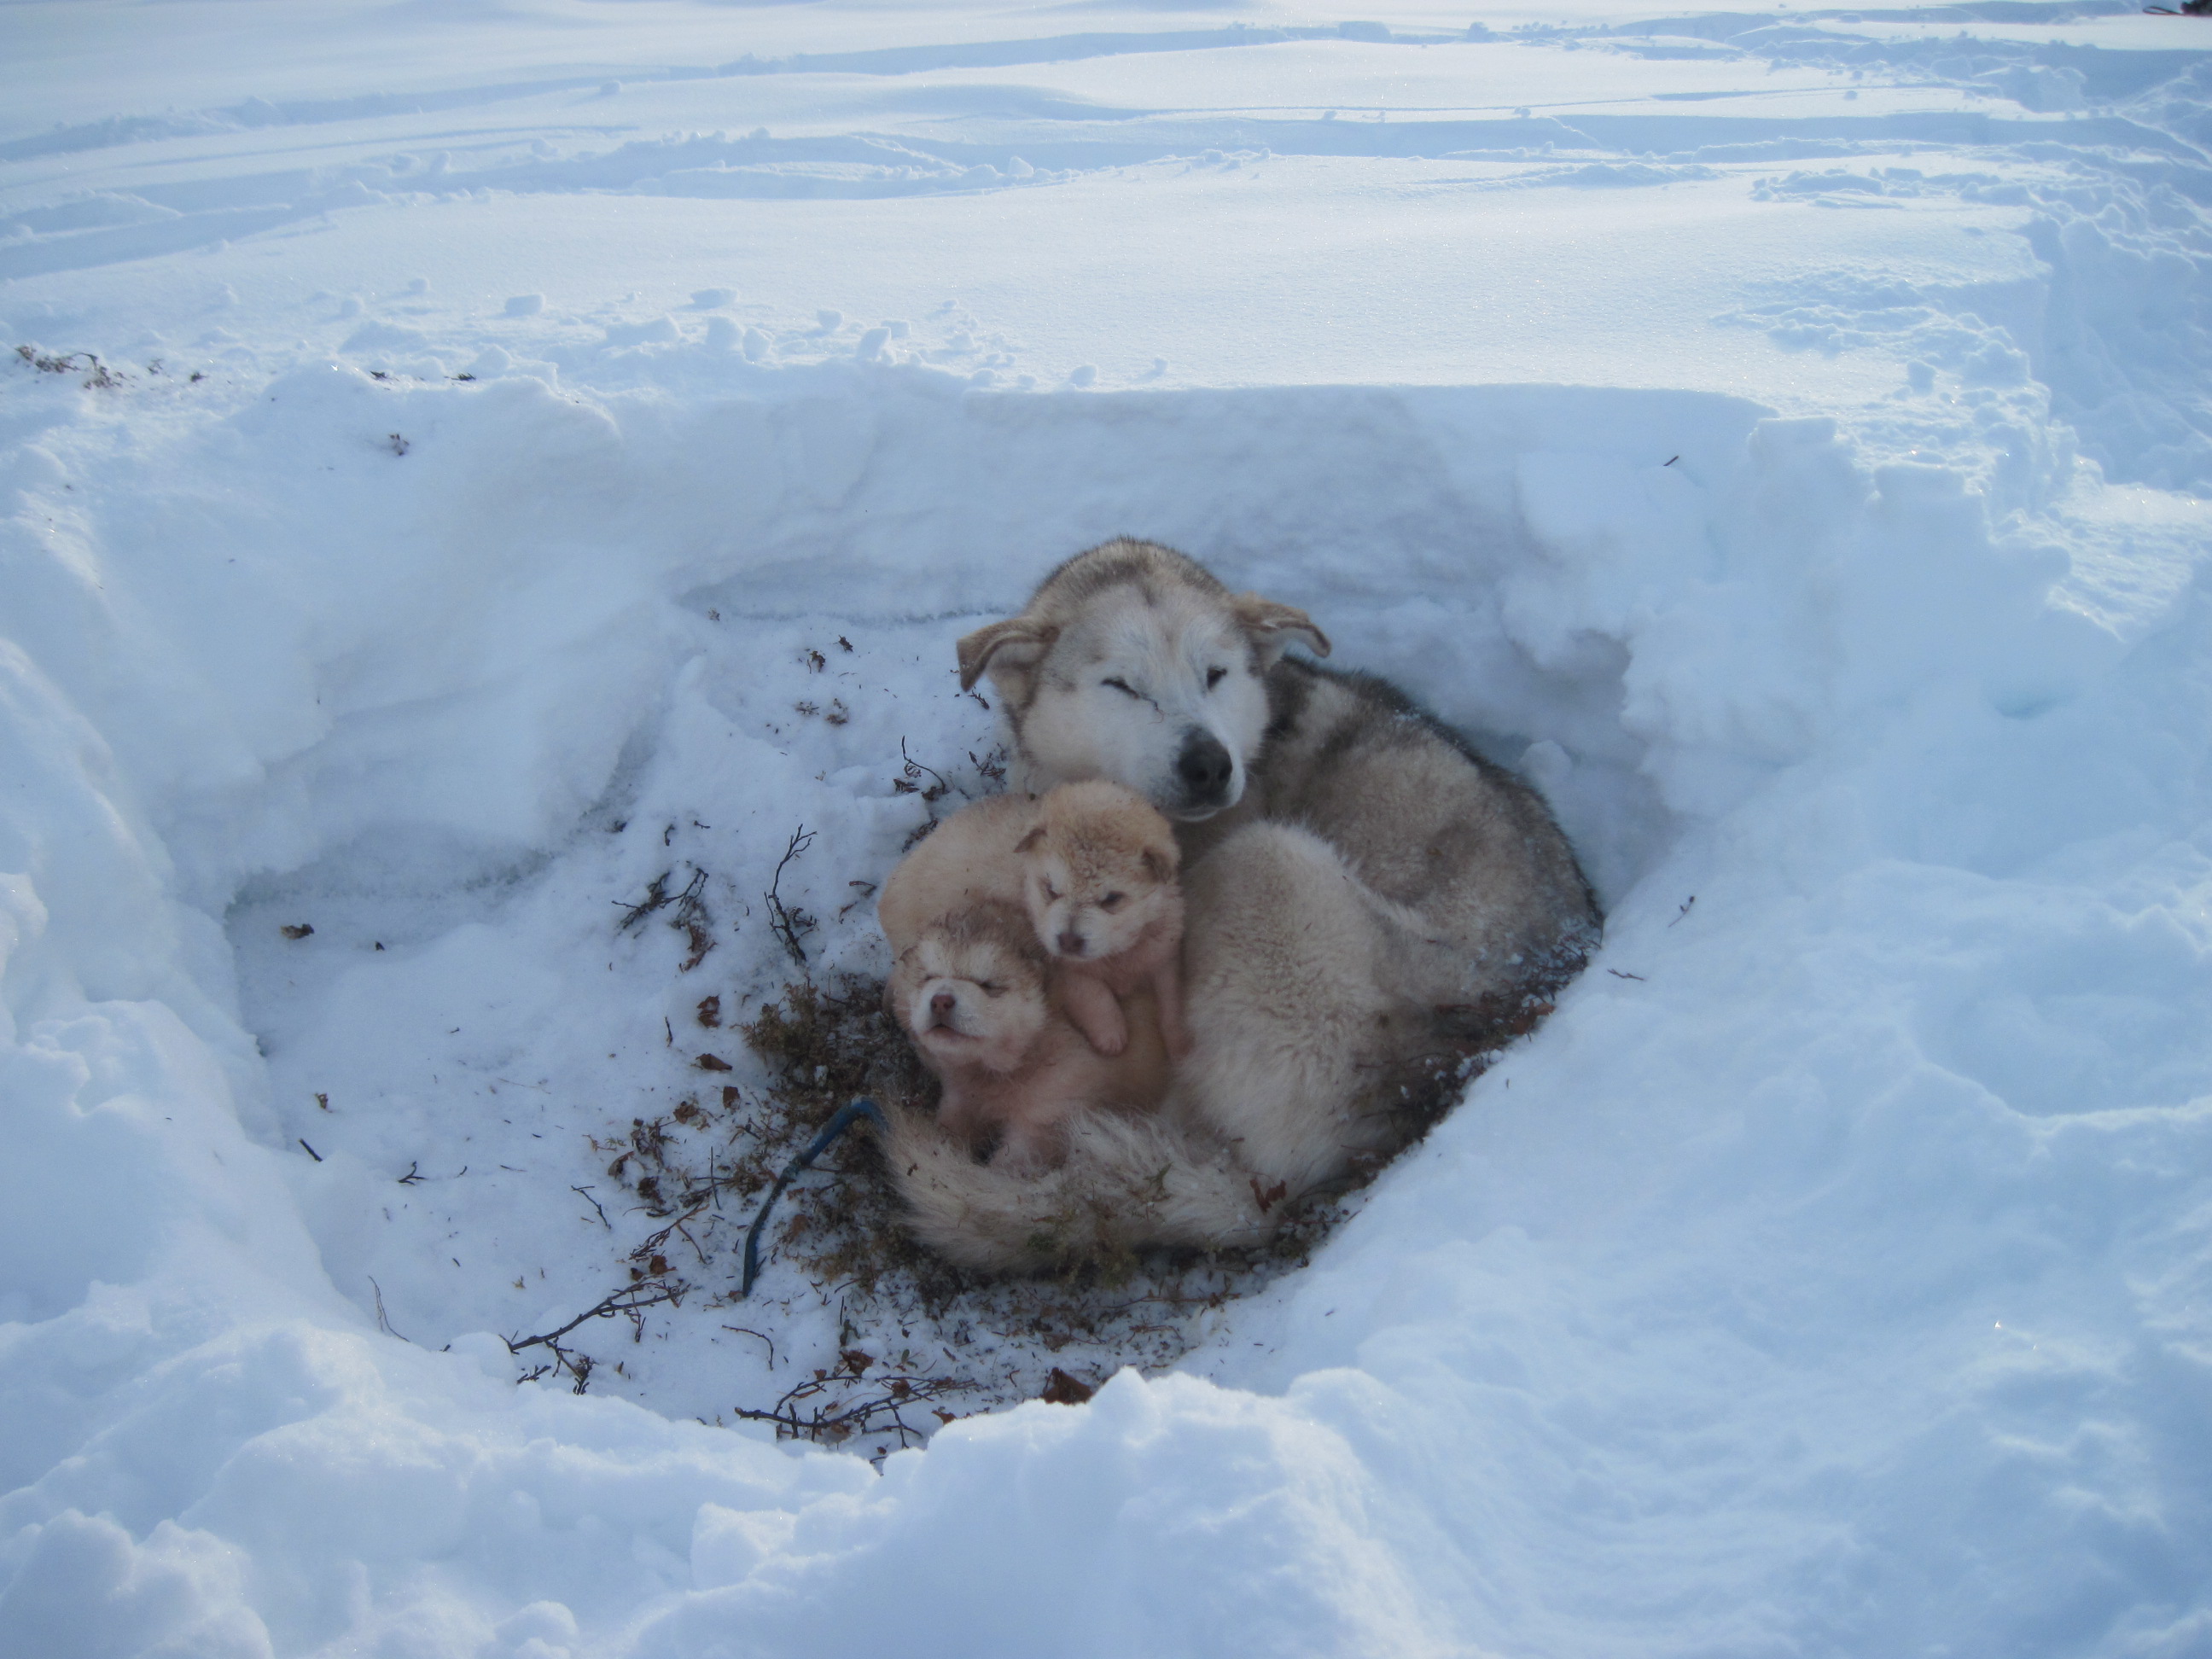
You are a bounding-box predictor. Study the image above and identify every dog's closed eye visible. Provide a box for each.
[1205,667,1228,689]
[1100,892,1126,911]
[1102,677,1142,698]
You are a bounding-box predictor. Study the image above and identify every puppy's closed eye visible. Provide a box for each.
[1102,677,1141,698]
[1099,892,1126,911]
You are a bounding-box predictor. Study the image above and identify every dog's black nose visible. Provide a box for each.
[1175,731,1235,804]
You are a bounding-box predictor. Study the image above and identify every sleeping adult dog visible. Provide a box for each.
[882,537,1599,1271]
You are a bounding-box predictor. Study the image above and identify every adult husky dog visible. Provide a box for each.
[888,538,1598,1270]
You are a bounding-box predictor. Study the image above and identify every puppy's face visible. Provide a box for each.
[1021,783,1179,963]
[899,917,1047,1074]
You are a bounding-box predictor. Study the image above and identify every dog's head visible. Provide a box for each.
[957,539,1328,821]
[895,902,1049,1074]
[1017,780,1180,963]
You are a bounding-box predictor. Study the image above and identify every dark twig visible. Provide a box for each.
[671,866,715,971]
[635,1201,713,1267]
[368,1276,410,1342]
[765,827,818,966]
[616,870,673,930]
[724,1325,778,1366]
[509,1283,683,1355]
[617,864,716,967]
[733,1347,971,1451]
[572,1185,611,1227]
[895,738,951,802]
[506,1282,684,1393]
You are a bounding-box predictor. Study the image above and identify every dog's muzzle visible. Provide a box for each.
[1173,729,1237,815]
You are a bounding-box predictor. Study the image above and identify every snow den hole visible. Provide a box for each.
[208,368,1766,1439]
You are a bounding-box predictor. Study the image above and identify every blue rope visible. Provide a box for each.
[740,1097,889,1297]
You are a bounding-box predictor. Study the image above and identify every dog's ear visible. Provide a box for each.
[957,618,1059,692]
[1232,594,1330,666]
[1140,842,1178,883]
[1015,824,1046,855]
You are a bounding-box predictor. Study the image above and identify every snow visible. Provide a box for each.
[2,0,2209,1652]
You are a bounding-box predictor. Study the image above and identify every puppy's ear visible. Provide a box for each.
[1015,824,1046,855]
[957,618,1059,692]
[1231,594,1331,666]
[1140,843,1178,883]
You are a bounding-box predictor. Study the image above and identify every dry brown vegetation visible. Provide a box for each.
[537,953,1557,1454]
[513,727,1569,1452]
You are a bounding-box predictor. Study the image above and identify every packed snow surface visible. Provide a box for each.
[3,0,2210,1653]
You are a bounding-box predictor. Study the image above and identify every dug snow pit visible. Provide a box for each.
[183,366,1763,1443]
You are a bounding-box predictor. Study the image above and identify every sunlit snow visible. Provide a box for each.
[2,2,2209,1654]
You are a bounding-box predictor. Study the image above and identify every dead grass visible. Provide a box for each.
[15,344,134,389]
[541,956,1561,1454]
[547,963,1368,1448]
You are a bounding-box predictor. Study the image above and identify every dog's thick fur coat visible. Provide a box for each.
[880,1102,1267,1272]
[888,538,1598,1272]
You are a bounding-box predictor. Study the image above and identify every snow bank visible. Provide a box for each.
[4,1,2211,1651]
[3,336,2208,1652]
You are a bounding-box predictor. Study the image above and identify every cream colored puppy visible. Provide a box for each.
[885,899,1170,1172]
[876,791,1039,959]
[1016,781,1190,1062]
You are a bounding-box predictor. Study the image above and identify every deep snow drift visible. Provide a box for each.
[3,2,2210,1655]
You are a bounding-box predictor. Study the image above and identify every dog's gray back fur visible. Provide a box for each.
[1248,656,1598,1003]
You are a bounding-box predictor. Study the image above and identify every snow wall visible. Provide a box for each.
[3,352,2209,1656]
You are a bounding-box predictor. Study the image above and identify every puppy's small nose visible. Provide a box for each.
[1057,930,1086,958]
[929,991,956,1017]
[1176,731,1234,800]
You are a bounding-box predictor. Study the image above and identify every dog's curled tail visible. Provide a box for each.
[881,1105,1271,1274]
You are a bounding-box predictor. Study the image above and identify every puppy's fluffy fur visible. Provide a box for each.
[877,790,1039,958]
[1016,780,1190,1062]
[882,815,1172,1172]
